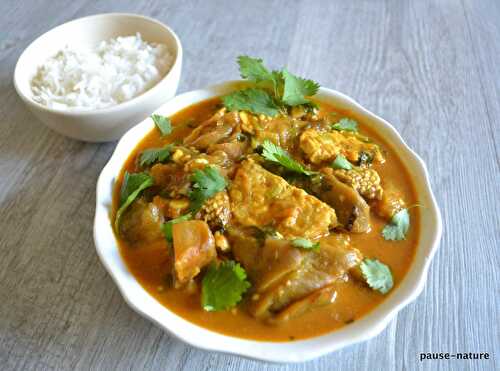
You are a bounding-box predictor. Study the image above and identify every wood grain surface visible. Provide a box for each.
[0,0,498,370]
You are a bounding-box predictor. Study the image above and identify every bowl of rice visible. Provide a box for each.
[14,13,182,142]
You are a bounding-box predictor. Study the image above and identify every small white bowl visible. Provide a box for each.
[94,81,442,362]
[14,13,182,142]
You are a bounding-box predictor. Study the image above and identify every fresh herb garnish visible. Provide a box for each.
[291,238,320,251]
[152,114,172,136]
[189,165,227,212]
[261,140,315,176]
[360,258,393,294]
[331,154,353,170]
[161,213,192,242]
[139,145,173,167]
[382,208,410,241]
[281,69,320,106]
[332,118,358,132]
[222,56,320,116]
[237,56,276,86]
[222,88,280,117]
[358,151,373,166]
[115,172,154,231]
[201,261,251,312]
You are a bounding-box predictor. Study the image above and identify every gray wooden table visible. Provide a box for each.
[1,1,498,370]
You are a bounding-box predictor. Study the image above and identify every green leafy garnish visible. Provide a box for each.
[332,118,358,132]
[237,56,275,84]
[152,114,172,136]
[222,56,320,116]
[161,213,192,242]
[281,69,320,106]
[115,172,154,231]
[139,145,172,167]
[201,261,251,311]
[189,166,227,212]
[261,140,315,176]
[360,258,393,294]
[291,238,320,251]
[222,88,280,117]
[382,208,410,241]
[358,151,373,166]
[331,155,353,170]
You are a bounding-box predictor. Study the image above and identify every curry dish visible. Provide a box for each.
[112,57,419,341]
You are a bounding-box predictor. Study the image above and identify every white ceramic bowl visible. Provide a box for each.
[14,13,182,142]
[94,81,442,362]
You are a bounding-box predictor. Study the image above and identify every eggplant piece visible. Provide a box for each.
[172,220,216,285]
[269,285,338,324]
[244,234,362,321]
[207,141,248,161]
[317,168,371,233]
[184,110,239,150]
[119,199,164,244]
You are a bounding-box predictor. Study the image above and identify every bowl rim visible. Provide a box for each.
[94,81,442,363]
[13,12,183,116]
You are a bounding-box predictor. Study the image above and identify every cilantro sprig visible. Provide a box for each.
[282,69,320,106]
[189,166,227,212]
[202,261,251,312]
[261,140,315,176]
[152,114,172,136]
[358,151,373,166]
[222,88,280,117]
[331,154,353,170]
[382,208,410,241]
[382,206,422,241]
[238,56,276,86]
[115,172,154,231]
[360,258,393,294]
[139,145,173,167]
[332,118,358,132]
[222,56,320,116]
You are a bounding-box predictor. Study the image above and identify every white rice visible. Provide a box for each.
[31,33,173,110]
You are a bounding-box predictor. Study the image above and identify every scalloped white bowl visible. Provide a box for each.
[94,81,442,363]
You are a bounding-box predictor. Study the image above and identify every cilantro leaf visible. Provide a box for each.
[222,88,280,117]
[261,140,315,176]
[332,118,358,132]
[202,261,251,311]
[237,56,274,83]
[119,172,153,205]
[189,166,227,212]
[269,70,286,98]
[382,208,410,241]
[161,213,192,242]
[226,56,320,112]
[152,114,172,136]
[291,238,320,251]
[139,145,172,167]
[358,151,373,166]
[331,155,353,170]
[282,69,320,106]
[360,258,393,294]
[115,172,154,231]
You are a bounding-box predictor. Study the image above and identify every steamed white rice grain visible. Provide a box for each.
[31,33,173,110]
